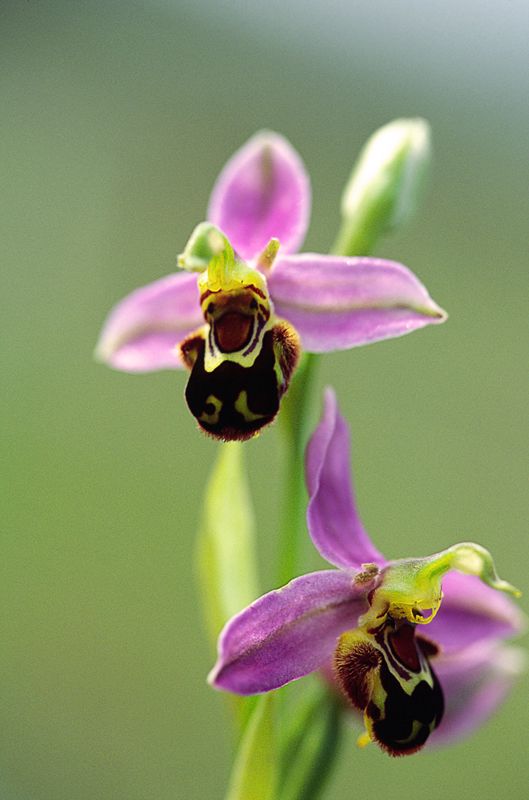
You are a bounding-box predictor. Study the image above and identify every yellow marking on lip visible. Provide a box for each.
[234,391,268,423]
[199,394,222,425]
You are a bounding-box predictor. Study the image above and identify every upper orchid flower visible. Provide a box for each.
[209,389,524,755]
[95,131,446,440]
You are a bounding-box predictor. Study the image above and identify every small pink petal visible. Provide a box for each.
[430,641,526,746]
[95,272,202,373]
[267,253,447,352]
[207,131,311,259]
[306,388,385,570]
[209,570,367,695]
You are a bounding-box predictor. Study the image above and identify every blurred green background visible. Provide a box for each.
[2,1,528,798]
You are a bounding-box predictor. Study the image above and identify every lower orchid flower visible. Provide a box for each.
[209,389,524,755]
[95,130,446,441]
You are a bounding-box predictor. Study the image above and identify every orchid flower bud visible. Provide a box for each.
[335,118,431,255]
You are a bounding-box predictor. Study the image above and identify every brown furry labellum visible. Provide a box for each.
[334,620,444,756]
[180,320,300,441]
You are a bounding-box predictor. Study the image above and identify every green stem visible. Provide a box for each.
[277,352,318,586]
[292,700,343,800]
[330,211,381,259]
[279,686,344,800]
[273,211,381,797]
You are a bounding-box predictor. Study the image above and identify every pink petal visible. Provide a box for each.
[306,388,385,570]
[95,272,202,372]
[427,571,526,652]
[430,641,526,747]
[209,570,366,695]
[207,131,311,259]
[267,253,447,352]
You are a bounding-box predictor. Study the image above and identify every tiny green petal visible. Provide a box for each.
[179,221,268,301]
[256,237,281,272]
[177,221,231,273]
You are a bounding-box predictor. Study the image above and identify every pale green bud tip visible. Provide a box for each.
[178,222,231,273]
[341,117,431,233]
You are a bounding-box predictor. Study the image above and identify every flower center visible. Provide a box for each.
[177,223,301,440]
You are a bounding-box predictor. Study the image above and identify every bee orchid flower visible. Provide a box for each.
[96,131,446,440]
[209,389,524,755]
